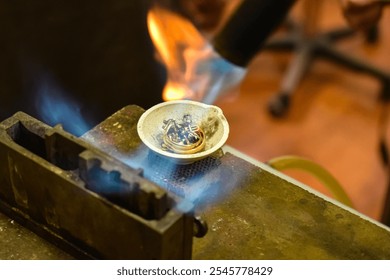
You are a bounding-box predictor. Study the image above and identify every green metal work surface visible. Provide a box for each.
[192,153,390,259]
[0,211,72,260]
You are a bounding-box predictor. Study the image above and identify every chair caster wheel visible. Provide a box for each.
[268,94,290,118]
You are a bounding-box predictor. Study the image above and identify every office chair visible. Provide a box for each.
[264,0,390,118]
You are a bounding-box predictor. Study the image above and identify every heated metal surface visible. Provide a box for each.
[82,105,227,206]
[84,105,390,259]
[1,105,390,259]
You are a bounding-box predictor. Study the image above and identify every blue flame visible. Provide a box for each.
[35,75,91,136]
[201,57,246,104]
[118,149,233,212]
[175,178,223,212]
[185,46,246,104]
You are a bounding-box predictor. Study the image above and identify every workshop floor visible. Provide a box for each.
[215,1,390,222]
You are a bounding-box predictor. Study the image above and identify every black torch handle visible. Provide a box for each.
[212,0,297,67]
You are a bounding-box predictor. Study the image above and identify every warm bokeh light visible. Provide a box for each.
[162,81,188,101]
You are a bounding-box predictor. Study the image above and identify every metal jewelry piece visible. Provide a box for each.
[162,114,205,154]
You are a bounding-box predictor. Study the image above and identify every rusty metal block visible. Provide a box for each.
[0,112,194,259]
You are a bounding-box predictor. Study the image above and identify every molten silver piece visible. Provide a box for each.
[162,114,205,154]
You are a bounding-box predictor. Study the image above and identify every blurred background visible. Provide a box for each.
[213,0,390,221]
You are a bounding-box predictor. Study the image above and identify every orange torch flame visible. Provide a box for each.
[147,4,246,103]
[147,6,208,101]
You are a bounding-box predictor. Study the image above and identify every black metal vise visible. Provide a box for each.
[0,112,194,259]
